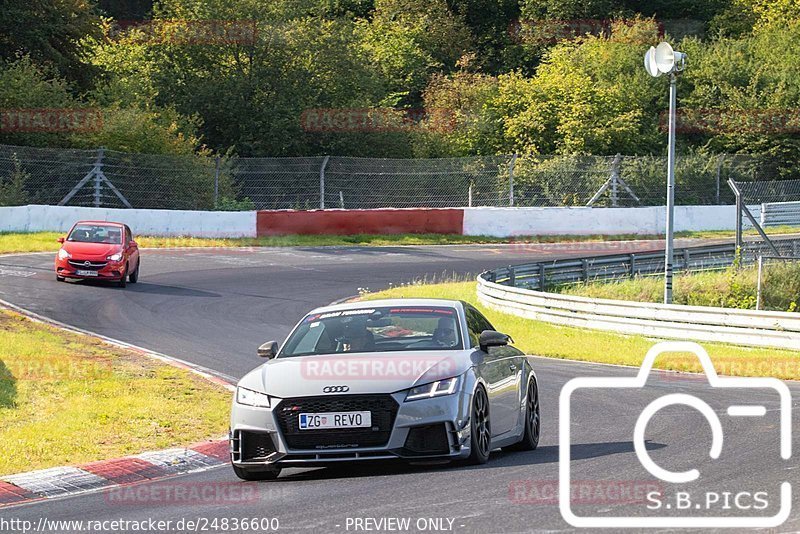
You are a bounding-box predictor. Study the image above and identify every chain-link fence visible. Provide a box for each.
[0,143,794,210]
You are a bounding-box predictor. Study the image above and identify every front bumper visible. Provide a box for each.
[230,391,474,467]
[55,258,125,280]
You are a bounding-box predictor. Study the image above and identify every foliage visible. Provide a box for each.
[0,0,103,88]
[0,155,30,206]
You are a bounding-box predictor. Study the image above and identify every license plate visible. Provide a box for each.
[75,270,98,276]
[299,411,371,430]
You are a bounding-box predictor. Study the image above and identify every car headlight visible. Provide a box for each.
[236,387,271,408]
[405,376,460,401]
[106,252,123,262]
[58,249,71,260]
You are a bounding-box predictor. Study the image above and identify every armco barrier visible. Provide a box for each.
[256,208,464,236]
[477,269,800,350]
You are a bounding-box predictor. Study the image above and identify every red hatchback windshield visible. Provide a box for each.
[67,224,123,244]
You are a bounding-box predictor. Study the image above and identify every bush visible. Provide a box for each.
[0,155,29,206]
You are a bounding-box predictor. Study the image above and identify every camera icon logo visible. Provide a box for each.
[559,341,793,529]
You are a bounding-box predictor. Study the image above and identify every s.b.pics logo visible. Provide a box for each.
[559,341,792,529]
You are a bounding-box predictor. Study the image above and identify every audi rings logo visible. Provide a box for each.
[322,385,350,393]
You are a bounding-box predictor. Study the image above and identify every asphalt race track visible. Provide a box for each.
[0,244,797,533]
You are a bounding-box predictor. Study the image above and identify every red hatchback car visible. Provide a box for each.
[55,221,140,287]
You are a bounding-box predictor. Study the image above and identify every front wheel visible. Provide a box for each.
[129,260,139,283]
[232,465,281,481]
[466,386,491,465]
[503,378,540,452]
[117,264,127,288]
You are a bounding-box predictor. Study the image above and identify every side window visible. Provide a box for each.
[125,226,132,244]
[465,306,496,348]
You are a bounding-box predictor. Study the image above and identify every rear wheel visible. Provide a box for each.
[129,260,139,283]
[467,386,491,465]
[232,465,281,481]
[503,378,540,452]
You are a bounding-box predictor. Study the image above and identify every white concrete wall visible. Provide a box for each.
[0,205,257,237]
[462,205,745,237]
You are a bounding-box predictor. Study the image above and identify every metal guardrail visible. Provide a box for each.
[761,201,800,227]
[482,243,739,292]
[477,240,800,349]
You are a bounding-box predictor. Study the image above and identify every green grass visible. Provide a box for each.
[362,281,800,380]
[555,263,800,312]
[0,231,687,254]
[2,225,799,255]
[0,309,230,475]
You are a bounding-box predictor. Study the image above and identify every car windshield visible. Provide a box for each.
[67,224,123,244]
[279,306,463,357]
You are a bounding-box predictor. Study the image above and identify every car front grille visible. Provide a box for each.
[275,395,399,450]
[68,260,107,271]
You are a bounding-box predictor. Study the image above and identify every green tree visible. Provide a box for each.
[0,0,103,88]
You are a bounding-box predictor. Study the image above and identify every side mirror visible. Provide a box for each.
[57,237,65,244]
[257,340,279,359]
[479,330,512,352]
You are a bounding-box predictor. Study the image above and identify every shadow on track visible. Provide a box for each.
[270,440,665,482]
[65,279,220,298]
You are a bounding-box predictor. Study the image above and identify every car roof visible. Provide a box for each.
[309,298,464,315]
[72,220,125,227]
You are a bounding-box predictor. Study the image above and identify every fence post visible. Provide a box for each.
[508,266,516,286]
[610,154,622,207]
[715,155,724,205]
[93,147,104,208]
[214,155,220,208]
[508,154,517,206]
[320,155,330,209]
[756,255,764,310]
[629,254,636,279]
[581,259,589,282]
[538,263,546,292]
[468,183,473,207]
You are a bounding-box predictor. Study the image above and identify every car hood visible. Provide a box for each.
[62,241,122,259]
[238,350,474,398]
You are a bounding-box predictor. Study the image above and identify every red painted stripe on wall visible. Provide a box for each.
[257,209,464,236]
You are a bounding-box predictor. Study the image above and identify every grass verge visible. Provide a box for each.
[0,231,683,255]
[362,281,800,380]
[0,309,230,476]
[555,264,800,312]
[2,226,798,255]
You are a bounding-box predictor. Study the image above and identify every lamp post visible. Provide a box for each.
[645,42,686,304]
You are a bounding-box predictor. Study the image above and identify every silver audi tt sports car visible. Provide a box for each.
[230,298,540,480]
